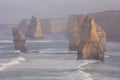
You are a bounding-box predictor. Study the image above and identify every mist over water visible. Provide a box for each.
[0,26,120,80]
[0,0,120,80]
[0,27,96,80]
[0,0,120,24]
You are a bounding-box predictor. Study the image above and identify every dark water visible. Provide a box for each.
[0,26,120,80]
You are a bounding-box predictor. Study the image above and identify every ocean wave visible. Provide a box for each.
[79,60,97,70]
[39,50,77,53]
[0,50,21,53]
[14,50,21,53]
[0,40,13,43]
[105,55,110,58]
[0,57,26,71]
[0,40,68,43]
[27,40,68,43]
[78,60,97,80]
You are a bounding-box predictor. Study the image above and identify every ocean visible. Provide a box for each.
[0,26,120,80]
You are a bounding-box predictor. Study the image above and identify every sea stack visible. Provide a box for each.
[26,16,43,39]
[12,27,28,52]
[69,14,106,61]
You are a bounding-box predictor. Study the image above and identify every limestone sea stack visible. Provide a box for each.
[12,27,28,52]
[69,14,106,61]
[26,16,43,39]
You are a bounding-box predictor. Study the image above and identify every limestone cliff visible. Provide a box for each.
[69,14,106,61]
[18,18,66,35]
[67,10,120,42]
[12,27,28,52]
[40,18,67,34]
[26,16,43,38]
[66,15,77,36]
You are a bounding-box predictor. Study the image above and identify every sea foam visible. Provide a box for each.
[0,56,26,71]
[79,60,97,80]
[27,40,68,43]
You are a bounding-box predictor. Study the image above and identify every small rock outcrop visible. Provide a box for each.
[69,14,106,61]
[12,27,28,52]
[26,16,43,38]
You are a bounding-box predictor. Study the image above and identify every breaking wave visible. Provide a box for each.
[27,40,68,43]
[79,60,97,80]
[0,40,12,43]
[0,56,26,71]
[39,48,77,53]
[0,40,68,44]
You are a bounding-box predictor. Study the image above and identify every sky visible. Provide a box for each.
[0,0,120,24]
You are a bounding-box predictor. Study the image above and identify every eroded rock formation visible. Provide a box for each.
[12,27,28,52]
[69,14,106,61]
[25,16,43,38]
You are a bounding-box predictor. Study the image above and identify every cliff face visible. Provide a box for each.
[69,14,106,61]
[66,15,77,36]
[67,10,120,42]
[90,10,120,42]
[12,27,28,52]
[18,18,67,35]
[40,19,51,34]
[26,16,43,38]
[41,18,67,34]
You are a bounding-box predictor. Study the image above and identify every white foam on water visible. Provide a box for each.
[80,70,94,80]
[79,60,97,70]
[105,55,110,58]
[78,60,97,80]
[44,48,69,51]
[38,48,77,54]
[67,70,94,80]
[39,50,77,53]
[14,50,21,53]
[0,39,68,44]
[0,40,13,43]
[0,57,26,71]
[0,50,21,54]
[27,40,68,43]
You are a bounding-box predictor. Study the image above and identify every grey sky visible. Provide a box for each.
[0,0,120,24]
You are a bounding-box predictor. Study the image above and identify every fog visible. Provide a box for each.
[0,0,120,24]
